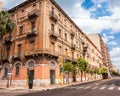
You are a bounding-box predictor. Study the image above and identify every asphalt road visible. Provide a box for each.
[1,77,120,96]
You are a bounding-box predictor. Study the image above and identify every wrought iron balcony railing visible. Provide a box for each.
[49,11,58,22]
[4,36,12,45]
[28,9,39,19]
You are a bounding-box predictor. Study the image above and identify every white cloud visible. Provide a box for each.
[92,0,107,4]
[102,33,114,43]
[110,47,120,68]
[109,0,120,8]
[74,2,81,8]
[97,4,102,8]
[64,0,120,70]
[107,41,117,46]
[69,1,120,36]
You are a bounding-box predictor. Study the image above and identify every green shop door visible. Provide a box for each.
[28,70,34,89]
[50,70,55,84]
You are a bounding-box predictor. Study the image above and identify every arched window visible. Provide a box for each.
[15,64,20,76]
[50,61,56,69]
[28,61,34,68]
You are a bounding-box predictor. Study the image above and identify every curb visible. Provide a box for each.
[0,79,110,91]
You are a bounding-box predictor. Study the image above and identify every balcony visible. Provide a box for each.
[49,11,58,22]
[70,29,75,39]
[2,56,9,63]
[27,28,38,37]
[24,49,59,58]
[83,44,88,55]
[64,56,72,62]
[28,9,39,19]
[4,36,12,46]
[12,53,23,60]
[49,29,58,42]
[71,43,76,51]
[27,28,38,42]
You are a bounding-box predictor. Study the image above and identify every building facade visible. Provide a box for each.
[87,34,111,68]
[0,0,106,88]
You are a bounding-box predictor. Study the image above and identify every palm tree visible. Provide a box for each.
[76,58,88,82]
[0,10,14,65]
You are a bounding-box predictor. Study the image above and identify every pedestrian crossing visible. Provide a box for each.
[63,85,120,91]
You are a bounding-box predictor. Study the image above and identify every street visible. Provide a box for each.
[1,77,120,96]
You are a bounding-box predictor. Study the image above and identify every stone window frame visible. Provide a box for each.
[26,59,36,69]
[49,60,56,69]
[14,61,22,76]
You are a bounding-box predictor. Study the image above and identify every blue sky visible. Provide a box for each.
[1,0,120,70]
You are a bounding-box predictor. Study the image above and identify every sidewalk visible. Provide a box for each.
[0,79,109,92]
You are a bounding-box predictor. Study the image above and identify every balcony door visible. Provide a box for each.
[50,70,55,84]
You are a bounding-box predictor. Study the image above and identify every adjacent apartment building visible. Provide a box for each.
[87,34,111,68]
[0,0,110,88]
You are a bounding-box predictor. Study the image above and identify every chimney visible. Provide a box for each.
[0,1,2,11]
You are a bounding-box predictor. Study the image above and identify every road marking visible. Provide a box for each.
[63,87,70,89]
[118,87,120,90]
[92,86,98,89]
[100,86,106,90]
[108,86,115,90]
[84,86,91,89]
[69,87,77,89]
[95,83,100,86]
[111,83,115,86]
[76,86,84,89]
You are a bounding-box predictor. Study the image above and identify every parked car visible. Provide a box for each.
[102,72,111,79]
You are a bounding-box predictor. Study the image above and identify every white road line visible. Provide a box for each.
[92,86,98,89]
[100,86,106,90]
[108,86,115,90]
[84,86,91,89]
[76,86,84,89]
[63,87,70,89]
[118,87,120,90]
[69,87,76,89]
[111,83,115,86]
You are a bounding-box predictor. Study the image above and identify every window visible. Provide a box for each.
[28,61,34,68]
[58,45,62,54]
[64,19,66,25]
[59,29,61,37]
[18,44,21,56]
[31,21,35,29]
[33,3,36,7]
[65,48,68,55]
[92,49,94,53]
[21,9,24,12]
[76,42,78,48]
[51,7,54,16]
[19,26,23,34]
[51,24,54,31]
[65,33,67,41]
[51,42,55,51]
[77,54,79,59]
[50,61,55,69]
[30,41,35,50]
[15,64,20,76]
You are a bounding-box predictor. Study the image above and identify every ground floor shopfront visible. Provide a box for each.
[0,56,101,89]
